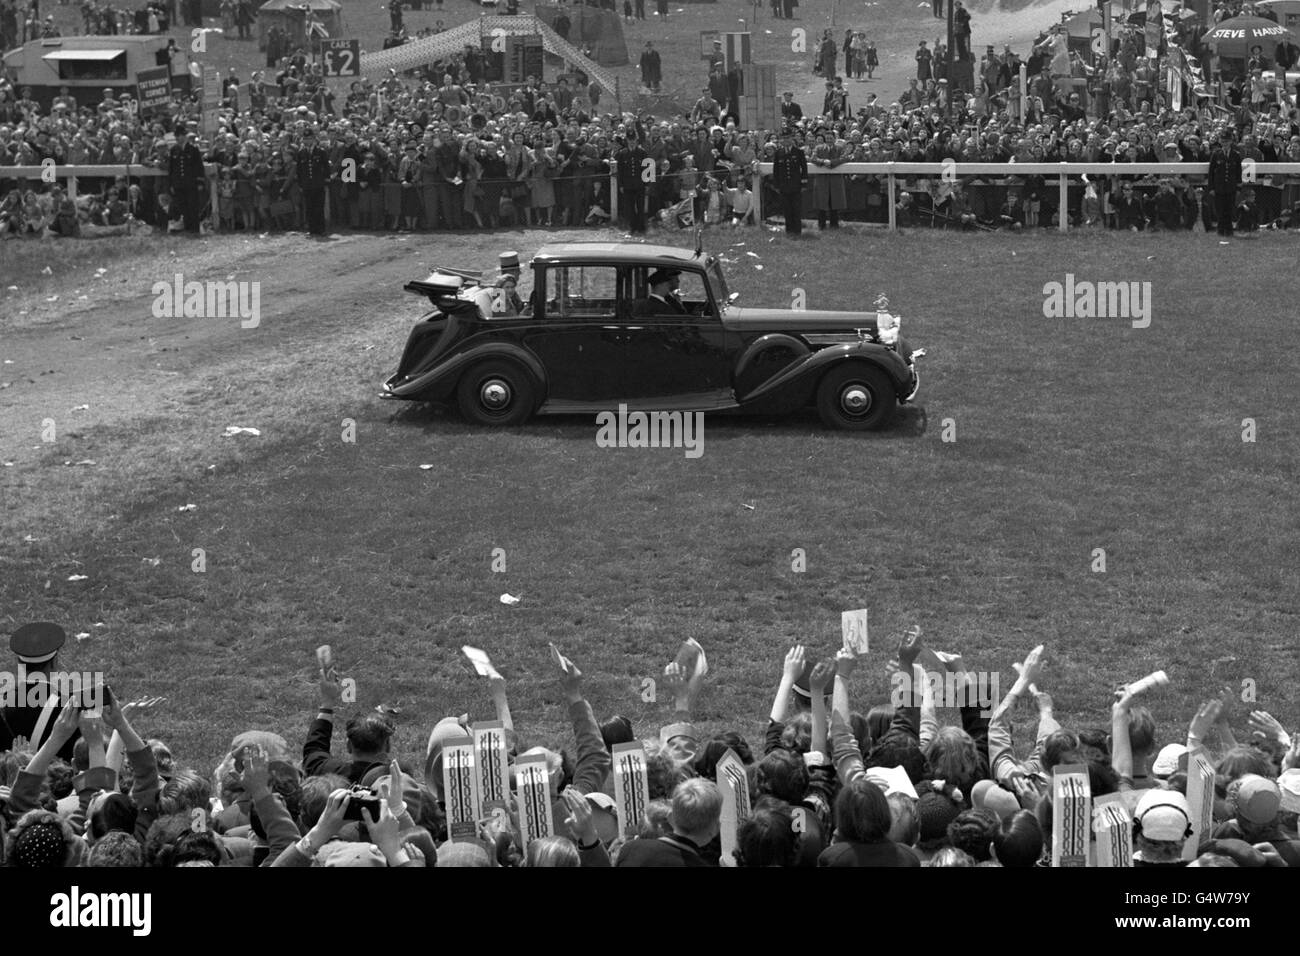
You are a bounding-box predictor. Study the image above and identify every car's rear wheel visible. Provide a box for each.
[815,364,896,431]
[457,360,537,426]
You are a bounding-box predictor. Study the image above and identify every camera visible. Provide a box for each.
[342,787,382,821]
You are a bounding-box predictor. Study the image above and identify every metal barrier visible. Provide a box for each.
[751,162,1300,232]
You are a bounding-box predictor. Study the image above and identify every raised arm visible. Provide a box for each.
[101,694,159,842]
[808,659,835,758]
[989,645,1043,783]
[303,657,345,777]
[831,648,854,732]
[241,745,300,866]
[489,674,515,734]
[770,645,806,724]
[556,648,611,796]
[8,699,80,815]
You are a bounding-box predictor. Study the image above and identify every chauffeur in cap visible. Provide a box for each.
[1,622,80,759]
[633,269,685,315]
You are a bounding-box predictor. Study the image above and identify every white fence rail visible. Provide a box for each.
[5,164,220,228]
[752,162,1300,231]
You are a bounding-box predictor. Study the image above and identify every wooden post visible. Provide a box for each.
[751,167,763,223]
[887,166,896,231]
[207,163,220,232]
[66,171,77,202]
[609,161,618,223]
[1058,165,1068,233]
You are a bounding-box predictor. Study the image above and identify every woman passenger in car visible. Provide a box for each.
[492,274,527,317]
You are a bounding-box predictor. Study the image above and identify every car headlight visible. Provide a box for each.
[876,309,900,347]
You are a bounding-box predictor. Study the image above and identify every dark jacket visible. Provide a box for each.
[302,716,389,783]
[615,833,715,867]
[168,141,206,189]
[296,144,331,188]
[615,144,649,192]
[772,145,808,193]
[1208,145,1243,195]
[818,839,921,867]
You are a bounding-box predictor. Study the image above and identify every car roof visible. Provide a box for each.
[532,242,707,267]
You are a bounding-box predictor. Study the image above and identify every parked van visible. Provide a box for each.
[2,35,192,110]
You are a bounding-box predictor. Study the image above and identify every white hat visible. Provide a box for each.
[1151,743,1188,779]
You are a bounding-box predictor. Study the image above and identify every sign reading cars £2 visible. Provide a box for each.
[320,38,361,77]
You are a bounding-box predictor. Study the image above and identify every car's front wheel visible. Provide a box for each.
[456,360,537,426]
[815,364,896,431]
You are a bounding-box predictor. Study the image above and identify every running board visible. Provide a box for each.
[538,391,737,415]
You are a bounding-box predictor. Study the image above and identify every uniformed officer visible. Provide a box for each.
[1207,128,1244,238]
[297,127,332,236]
[168,127,206,234]
[614,133,650,235]
[1,622,79,760]
[772,130,810,235]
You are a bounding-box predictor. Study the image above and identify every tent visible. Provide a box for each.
[358,15,620,98]
[534,3,628,66]
[257,0,344,53]
[1062,3,1126,39]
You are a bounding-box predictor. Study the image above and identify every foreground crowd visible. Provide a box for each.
[1,621,1296,868]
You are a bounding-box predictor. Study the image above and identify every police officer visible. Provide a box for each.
[0,622,79,760]
[615,132,650,234]
[168,127,205,234]
[1208,128,1243,238]
[297,126,332,236]
[772,129,809,235]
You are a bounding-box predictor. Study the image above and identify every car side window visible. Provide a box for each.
[674,271,715,316]
[543,265,620,318]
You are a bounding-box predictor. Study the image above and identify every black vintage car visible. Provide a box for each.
[381,241,922,430]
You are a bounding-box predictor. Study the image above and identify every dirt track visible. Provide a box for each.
[1,230,579,466]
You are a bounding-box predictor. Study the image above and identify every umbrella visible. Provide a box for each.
[1201,15,1299,56]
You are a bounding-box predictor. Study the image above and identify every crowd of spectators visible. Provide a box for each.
[1,622,1297,868]
[3,1,1300,237]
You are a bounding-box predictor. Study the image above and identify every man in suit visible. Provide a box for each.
[771,130,809,235]
[634,269,685,315]
[0,622,80,760]
[639,42,661,92]
[614,133,649,234]
[780,92,803,124]
[954,1,972,61]
[297,126,332,236]
[1207,128,1243,237]
[168,127,206,233]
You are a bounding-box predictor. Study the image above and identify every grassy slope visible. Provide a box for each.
[2,228,1297,774]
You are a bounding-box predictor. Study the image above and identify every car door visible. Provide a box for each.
[619,267,731,401]
[520,263,627,403]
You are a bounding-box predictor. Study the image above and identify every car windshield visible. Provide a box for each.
[706,257,731,310]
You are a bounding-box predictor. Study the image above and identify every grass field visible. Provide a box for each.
[2,225,1297,775]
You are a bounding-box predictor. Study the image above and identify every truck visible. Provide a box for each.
[2,35,192,111]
